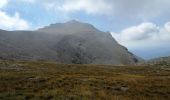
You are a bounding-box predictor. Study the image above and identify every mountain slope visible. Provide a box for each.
[147,56,170,66]
[0,20,141,65]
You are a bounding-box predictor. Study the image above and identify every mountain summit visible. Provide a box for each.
[38,20,99,34]
[0,20,141,65]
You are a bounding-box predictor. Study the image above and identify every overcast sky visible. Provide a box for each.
[0,0,170,59]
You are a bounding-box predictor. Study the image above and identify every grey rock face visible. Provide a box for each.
[0,20,141,65]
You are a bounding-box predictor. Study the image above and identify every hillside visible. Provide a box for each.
[0,20,141,65]
[0,61,169,100]
[147,56,170,66]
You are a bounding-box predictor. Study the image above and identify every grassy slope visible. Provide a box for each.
[0,61,170,100]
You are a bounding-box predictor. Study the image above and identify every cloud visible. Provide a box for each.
[111,22,170,49]
[40,0,170,18]
[0,11,30,30]
[15,0,170,25]
[115,22,159,41]
[0,0,30,30]
[1,0,170,31]
[43,0,113,15]
[21,0,35,3]
[0,0,8,8]
[165,22,170,32]
[59,0,113,15]
[111,0,170,18]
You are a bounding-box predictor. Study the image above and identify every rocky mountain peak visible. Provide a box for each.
[38,20,99,34]
[0,20,142,65]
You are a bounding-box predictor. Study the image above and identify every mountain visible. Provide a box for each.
[147,56,170,66]
[38,20,99,34]
[0,20,142,65]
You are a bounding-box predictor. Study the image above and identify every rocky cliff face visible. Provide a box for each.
[0,20,141,65]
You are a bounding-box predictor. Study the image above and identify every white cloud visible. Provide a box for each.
[41,0,170,18]
[21,0,35,3]
[165,22,170,32]
[43,0,113,15]
[0,11,30,30]
[7,0,169,23]
[111,22,170,49]
[0,0,30,30]
[60,0,113,15]
[118,22,159,41]
[0,0,8,8]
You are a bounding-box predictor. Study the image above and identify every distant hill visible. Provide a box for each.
[147,56,170,66]
[0,20,142,65]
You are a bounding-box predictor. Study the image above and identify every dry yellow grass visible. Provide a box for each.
[0,61,170,100]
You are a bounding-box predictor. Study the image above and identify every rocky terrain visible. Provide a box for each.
[0,20,141,65]
[147,56,170,66]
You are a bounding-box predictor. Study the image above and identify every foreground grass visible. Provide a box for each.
[0,61,170,100]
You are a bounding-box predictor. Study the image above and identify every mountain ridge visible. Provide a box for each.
[38,20,101,34]
[0,20,142,65]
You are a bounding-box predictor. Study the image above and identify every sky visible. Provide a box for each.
[0,0,170,59]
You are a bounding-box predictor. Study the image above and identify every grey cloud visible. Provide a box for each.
[110,0,170,18]
[22,0,170,19]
